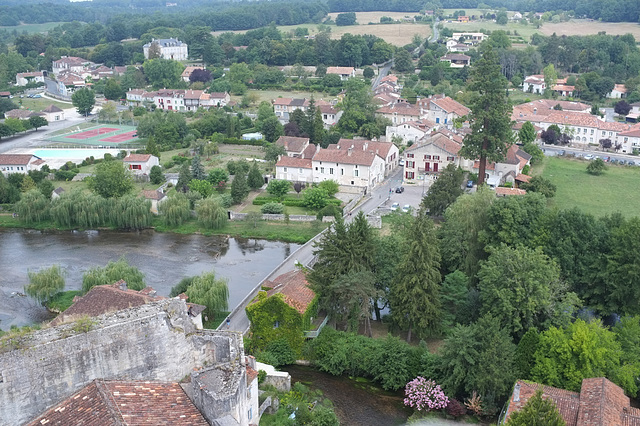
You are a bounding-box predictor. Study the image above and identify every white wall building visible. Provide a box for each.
[15,72,45,86]
[0,154,44,176]
[123,154,160,175]
[143,38,188,61]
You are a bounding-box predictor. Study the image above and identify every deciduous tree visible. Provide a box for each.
[25,265,65,304]
[266,179,290,200]
[506,389,566,426]
[71,88,96,116]
[89,160,133,198]
[421,163,464,216]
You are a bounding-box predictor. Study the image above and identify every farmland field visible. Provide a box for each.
[0,22,67,34]
[538,156,640,217]
[442,19,540,40]
[540,19,640,38]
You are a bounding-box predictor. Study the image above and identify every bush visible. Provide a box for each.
[587,158,606,175]
[150,165,165,184]
[446,398,467,418]
[317,204,342,220]
[261,202,285,214]
[403,377,449,412]
[54,169,78,181]
[263,338,297,367]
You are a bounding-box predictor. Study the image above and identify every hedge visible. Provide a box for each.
[253,195,341,207]
[221,137,265,146]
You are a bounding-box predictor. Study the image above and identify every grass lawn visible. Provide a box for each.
[241,203,312,215]
[539,156,640,217]
[442,19,541,41]
[0,22,68,34]
[507,90,547,104]
[234,89,334,105]
[17,97,73,112]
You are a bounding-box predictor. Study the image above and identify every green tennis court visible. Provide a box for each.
[46,124,140,147]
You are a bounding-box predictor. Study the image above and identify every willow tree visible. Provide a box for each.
[111,196,152,230]
[15,189,49,225]
[391,209,442,341]
[186,272,229,320]
[196,196,227,229]
[82,256,146,293]
[25,265,65,304]
[460,45,513,186]
[50,190,108,228]
[159,193,191,226]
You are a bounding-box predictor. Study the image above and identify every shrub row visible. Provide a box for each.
[221,137,265,147]
[252,196,341,207]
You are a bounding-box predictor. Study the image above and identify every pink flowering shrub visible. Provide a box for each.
[403,377,449,412]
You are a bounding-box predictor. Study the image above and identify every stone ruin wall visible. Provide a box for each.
[0,299,244,426]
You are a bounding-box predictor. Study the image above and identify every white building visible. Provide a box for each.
[402,130,470,182]
[275,156,314,183]
[318,104,343,128]
[143,38,188,61]
[312,144,385,189]
[472,144,532,188]
[618,128,640,153]
[326,66,356,80]
[336,139,399,176]
[0,154,44,176]
[522,75,546,94]
[15,72,45,86]
[418,95,470,127]
[607,84,628,99]
[451,32,487,45]
[386,119,439,145]
[52,57,94,76]
[123,154,160,175]
[41,104,65,122]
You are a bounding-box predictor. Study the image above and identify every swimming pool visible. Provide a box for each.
[33,149,122,159]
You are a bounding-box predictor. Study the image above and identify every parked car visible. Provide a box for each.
[619,159,626,165]
[466,180,474,188]
[395,186,404,193]
[398,159,405,166]
[391,202,400,211]
[584,154,594,160]
[628,161,636,166]
[32,94,42,98]
[401,205,411,213]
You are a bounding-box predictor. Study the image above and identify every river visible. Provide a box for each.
[0,228,298,330]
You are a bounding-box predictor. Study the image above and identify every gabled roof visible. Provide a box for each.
[408,131,462,155]
[430,96,470,116]
[496,187,527,196]
[27,380,208,426]
[441,53,471,61]
[263,270,315,314]
[326,66,355,75]
[0,154,34,165]
[612,84,627,93]
[313,145,381,167]
[276,156,313,169]
[376,102,421,116]
[183,89,204,100]
[143,190,167,201]
[619,128,640,138]
[275,136,309,153]
[4,109,41,119]
[43,104,64,113]
[336,139,395,159]
[123,154,152,162]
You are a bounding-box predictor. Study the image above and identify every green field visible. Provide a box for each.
[539,156,640,217]
[0,22,68,34]
[443,19,541,41]
[18,97,72,113]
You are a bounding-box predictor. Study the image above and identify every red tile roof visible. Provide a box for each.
[276,156,313,169]
[0,154,34,165]
[495,187,527,196]
[123,154,151,162]
[263,270,315,314]
[28,380,208,425]
[326,66,355,75]
[275,136,309,153]
[313,144,380,166]
[430,96,470,116]
[336,139,394,159]
[143,190,167,200]
[51,283,162,326]
[376,102,421,116]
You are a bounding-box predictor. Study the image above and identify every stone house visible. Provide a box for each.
[336,138,399,176]
[123,153,160,175]
[386,119,439,145]
[318,104,343,128]
[52,56,94,76]
[312,142,386,189]
[418,95,470,127]
[182,65,204,82]
[608,84,628,99]
[472,144,532,188]
[246,269,319,355]
[275,136,311,157]
[41,104,65,122]
[402,130,469,182]
[143,189,168,214]
[275,155,314,183]
[376,101,422,125]
[440,53,471,67]
[502,378,640,425]
[15,71,45,86]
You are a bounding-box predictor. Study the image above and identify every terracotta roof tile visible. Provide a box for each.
[313,144,380,166]
[496,187,527,196]
[263,270,315,314]
[0,154,34,165]
[326,66,354,75]
[275,136,309,153]
[376,102,421,116]
[143,190,166,200]
[123,154,151,162]
[28,380,208,425]
[430,96,470,116]
[276,156,312,169]
[336,139,394,159]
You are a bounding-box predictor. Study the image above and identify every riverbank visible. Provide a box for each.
[0,214,327,244]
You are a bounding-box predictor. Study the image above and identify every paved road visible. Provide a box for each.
[371,60,393,90]
[429,18,440,42]
[223,167,406,334]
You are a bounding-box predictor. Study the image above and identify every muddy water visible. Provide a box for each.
[0,229,297,330]
[285,365,411,426]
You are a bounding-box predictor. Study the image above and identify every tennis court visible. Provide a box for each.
[47,124,140,147]
[65,127,119,140]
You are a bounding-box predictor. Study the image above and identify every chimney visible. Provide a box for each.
[363,142,368,150]
[118,280,127,291]
[348,147,353,156]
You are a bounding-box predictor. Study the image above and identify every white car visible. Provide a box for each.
[584,154,594,160]
[391,202,400,211]
[402,205,411,213]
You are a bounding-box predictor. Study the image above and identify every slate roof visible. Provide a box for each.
[123,154,152,162]
[263,270,315,314]
[0,154,34,165]
[28,380,208,425]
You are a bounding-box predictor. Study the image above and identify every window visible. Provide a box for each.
[424,155,431,160]
[341,169,344,175]
[407,153,414,158]
[354,170,359,177]
[591,129,594,135]
[405,171,415,179]
[284,167,287,172]
[132,164,142,170]
[407,161,415,168]
[583,128,586,134]
[274,320,280,329]
[433,155,440,160]
[436,117,440,123]
[329,168,334,175]
[298,168,302,173]
[248,408,253,420]
[320,167,325,173]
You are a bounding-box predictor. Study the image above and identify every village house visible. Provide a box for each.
[502,378,640,425]
[402,130,469,182]
[56,71,89,96]
[418,94,471,127]
[51,187,65,199]
[246,269,321,355]
[123,153,160,174]
[312,143,386,189]
[183,89,204,111]
[143,38,188,60]
[275,136,311,157]
[154,89,185,111]
[386,119,439,145]
[440,53,471,68]
[522,74,546,94]
[202,91,231,108]
[495,187,527,197]
[52,56,95,76]
[551,83,575,97]
[275,155,314,183]
[15,71,45,86]
[373,91,403,106]
[181,65,204,82]
[446,40,471,52]
[451,32,487,45]
[472,143,532,188]
[608,83,628,99]
[336,139,399,176]
[3,109,45,120]
[457,15,470,22]
[326,66,356,80]
[0,154,44,176]
[376,101,422,125]
[273,98,331,122]
[143,189,168,214]
[41,104,65,122]
[318,104,343,128]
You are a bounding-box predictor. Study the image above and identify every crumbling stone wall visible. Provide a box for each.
[0,300,242,425]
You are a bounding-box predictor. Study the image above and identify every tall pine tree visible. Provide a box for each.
[460,45,513,186]
[247,161,264,190]
[391,209,442,341]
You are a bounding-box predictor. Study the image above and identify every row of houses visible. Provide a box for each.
[523,74,629,99]
[126,89,231,111]
[273,97,342,128]
[512,99,640,153]
[274,136,399,190]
